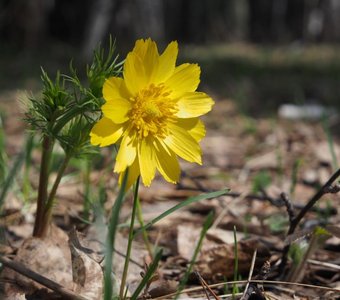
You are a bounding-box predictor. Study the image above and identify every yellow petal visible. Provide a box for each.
[90,117,123,147]
[103,77,130,100]
[118,158,140,191]
[176,92,214,118]
[102,97,131,124]
[123,52,148,95]
[163,124,202,164]
[123,39,159,94]
[138,138,156,186]
[154,139,180,184]
[133,38,159,82]
[176,118,206,142]
[114,134,137,173]
[154,41,178,83]
[165,63,200,98]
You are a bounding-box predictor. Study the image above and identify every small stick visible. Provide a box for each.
[195,271,221,300]
[307,259,340,271]
[279,168,340,273]
[197,274,211,300]
[240,250,257,300]
[280,192,294,224]
[0,255,89,300]
[152,279,340,300]
[177,182,337,215]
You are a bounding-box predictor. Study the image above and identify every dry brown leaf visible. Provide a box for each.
[177,225,201,261]
[3,226,72,297]
[147,279,178,298]
[206,228,244,245]
[69,243,103,299]
[7,224,33,240]
[196,238,270,280]
[314,142,340,165]
[245,151,280,170]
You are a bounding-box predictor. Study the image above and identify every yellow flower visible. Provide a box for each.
[90,38,214,187]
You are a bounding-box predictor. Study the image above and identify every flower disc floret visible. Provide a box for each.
[129,84,177,139]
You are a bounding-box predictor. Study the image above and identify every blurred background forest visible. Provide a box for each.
[1,0,340,114]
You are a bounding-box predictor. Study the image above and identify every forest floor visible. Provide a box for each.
[0,44,340,299]
[1,89,339,299]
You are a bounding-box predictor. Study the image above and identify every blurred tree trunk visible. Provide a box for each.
[286,0,305,41]
[6,0,49,50]
[272,0,288,42]
[232,0,249,41]
[206,0,248,42]
[184,0,206,43]
[132,0,165,42]
[163,0,185,42]
[323,0,340,42]
[301,0,321,42]
[82,0,115,61]
[248,0,273,42]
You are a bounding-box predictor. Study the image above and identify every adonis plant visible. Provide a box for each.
[23,38,223,299]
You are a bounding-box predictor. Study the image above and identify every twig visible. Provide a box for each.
[196,272,211,300]
[280,192,294,223]
[307,259,340,271]
[152,278,340,300]
[0,255,89,300]
[240,250,257,300]
[177,183,337,215]
[279,168,340,273]
[291,168,340,232]
[195,271,220,300]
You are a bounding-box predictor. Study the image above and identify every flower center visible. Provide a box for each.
[129,84,177,138]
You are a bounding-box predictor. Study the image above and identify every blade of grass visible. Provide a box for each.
[119,176,140,299]
[0,116,6,183]
[232,226,239,299]
[130,248,163,300]
[23,134,34,202]
[0,149,25,210]
[175,211,214,299]
[104,169,129,300]
[82,160,91,220]
[135,189,229,235]
[0,116,7,246]
[290,158,302,197]
[240,250,257,300]
[136,194,154,259]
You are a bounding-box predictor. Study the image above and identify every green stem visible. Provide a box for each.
[104,169,129,300]
[232,226,239,298]
[33,136,54,237]
[47,154,71,226]
[288,233,317,283]
[175,211,214,299]
[23,135,34,202]
[46,154,71,211]
[136,195,153,259]
[119,176,140,299]
[83,160,91,221]
[37,153,71,238]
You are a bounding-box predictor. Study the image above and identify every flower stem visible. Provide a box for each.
[82,160,91,221]
[104,169,129,300]
[35,153,71,238]
[44,154,71,233]
[33,136,54,237]
[119,176,140,299]
[136,196,153,259]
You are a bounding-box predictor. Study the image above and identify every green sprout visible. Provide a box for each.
[24,40,121,238]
